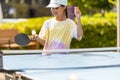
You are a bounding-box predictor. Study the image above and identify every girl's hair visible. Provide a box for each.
[61,5,68,18]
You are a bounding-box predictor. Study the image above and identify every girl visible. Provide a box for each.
[33,0,83,54]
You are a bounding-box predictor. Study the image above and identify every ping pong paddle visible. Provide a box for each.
[14,33,30,46]
[67,5,75,20]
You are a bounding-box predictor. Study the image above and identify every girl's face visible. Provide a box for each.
[51,6,66,18]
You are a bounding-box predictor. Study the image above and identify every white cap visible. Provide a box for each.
[46,0,67,8]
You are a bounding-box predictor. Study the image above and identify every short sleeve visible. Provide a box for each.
[39,21,48,40]
[71,21,77,39]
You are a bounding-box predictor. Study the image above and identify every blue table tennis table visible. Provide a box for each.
[2,51,120,80]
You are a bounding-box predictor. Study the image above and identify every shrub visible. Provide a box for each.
[0,12,117,49]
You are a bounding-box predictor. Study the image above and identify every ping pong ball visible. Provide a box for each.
[32,30,36,35]
[69,74,78,80]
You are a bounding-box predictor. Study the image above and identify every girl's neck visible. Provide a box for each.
[56,14,67,21]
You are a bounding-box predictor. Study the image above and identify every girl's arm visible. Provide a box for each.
[74,7,83,41]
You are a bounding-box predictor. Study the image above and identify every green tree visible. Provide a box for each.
[109,0,116,5]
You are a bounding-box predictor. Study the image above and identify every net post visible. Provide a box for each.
[117,0,120,52]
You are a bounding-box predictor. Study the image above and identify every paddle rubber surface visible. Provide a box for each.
[14,33,30,46]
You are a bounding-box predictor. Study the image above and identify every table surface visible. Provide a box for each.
[3,52,120,80]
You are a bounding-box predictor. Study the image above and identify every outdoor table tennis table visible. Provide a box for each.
[1,49,120,80]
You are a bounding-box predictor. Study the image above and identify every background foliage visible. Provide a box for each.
[1,0,116,18]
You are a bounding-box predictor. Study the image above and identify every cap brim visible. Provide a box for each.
[46,4,60,8]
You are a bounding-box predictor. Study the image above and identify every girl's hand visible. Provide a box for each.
[74,7,81,19]
[31,30,39,40]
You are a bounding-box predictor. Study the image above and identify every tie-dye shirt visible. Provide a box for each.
[39,18,77,53]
